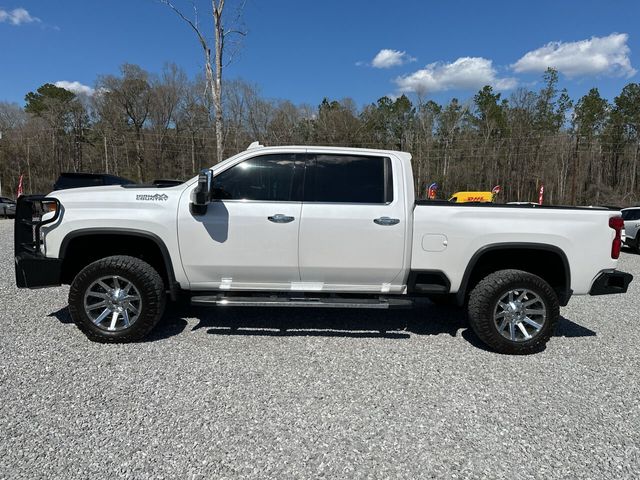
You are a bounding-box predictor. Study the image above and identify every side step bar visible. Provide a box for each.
[191,295,414,309]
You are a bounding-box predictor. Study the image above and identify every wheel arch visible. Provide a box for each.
[59,228,179,300]
[456,243,572,307]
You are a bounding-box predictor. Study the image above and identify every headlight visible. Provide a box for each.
[42,200,58,215]
[38,201,59,254]
[40,200,59,222]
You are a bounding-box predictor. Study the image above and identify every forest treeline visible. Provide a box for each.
[0,63,639,205]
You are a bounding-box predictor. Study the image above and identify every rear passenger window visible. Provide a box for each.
[305,155,393,204]
[212,154,303,201]
[622,210,640,221]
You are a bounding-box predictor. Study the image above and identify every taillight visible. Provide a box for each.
[609,216,624,259]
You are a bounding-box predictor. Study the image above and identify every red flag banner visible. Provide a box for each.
[17,174,24,198]
[538,184,544,205]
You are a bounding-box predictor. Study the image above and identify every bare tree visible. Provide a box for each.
[176,78,211,174]
[98,64,152,182]
[160,0,245,164]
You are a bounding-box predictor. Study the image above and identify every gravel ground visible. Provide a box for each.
[1,218,639,479]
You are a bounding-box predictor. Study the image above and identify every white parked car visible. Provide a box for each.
[15,143,633,354]
[622,206,640,252]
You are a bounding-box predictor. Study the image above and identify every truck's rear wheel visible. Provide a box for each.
[467,269,559,354]
[68,255,166,343]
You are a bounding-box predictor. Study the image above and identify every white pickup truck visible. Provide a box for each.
[15,143,633,354]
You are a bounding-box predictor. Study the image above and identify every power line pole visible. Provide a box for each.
[104,135,109,174]
[27,143,32,193]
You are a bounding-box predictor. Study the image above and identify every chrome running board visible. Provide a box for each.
[191,295,413,309]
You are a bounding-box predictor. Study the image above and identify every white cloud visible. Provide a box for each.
[512,33,636,78]
[54,81,95,96]
[371,49,416,68]
[394,57,517,94]
[0,7,40,25]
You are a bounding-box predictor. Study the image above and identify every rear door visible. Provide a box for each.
[298,153,406,291]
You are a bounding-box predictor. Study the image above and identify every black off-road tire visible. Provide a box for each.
[467,269,559,355]
[68,255,166,343]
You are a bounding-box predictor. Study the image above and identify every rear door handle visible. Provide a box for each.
[268,214,295,223]
[374,217,400,226]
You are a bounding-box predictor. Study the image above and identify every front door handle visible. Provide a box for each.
[374,217,400,226]
[268,214,295,224]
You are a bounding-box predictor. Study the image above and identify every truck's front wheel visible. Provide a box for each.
[68,255,166,343]
[467,269,559,354]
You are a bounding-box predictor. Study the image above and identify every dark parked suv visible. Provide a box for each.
[53,172,135,191]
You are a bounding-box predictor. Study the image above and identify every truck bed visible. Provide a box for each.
[411,201,619,296]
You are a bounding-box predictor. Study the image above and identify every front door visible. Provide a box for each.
[298,153,406,291]
[178,153,305,290]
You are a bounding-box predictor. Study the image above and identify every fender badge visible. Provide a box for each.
[136,193,169,201]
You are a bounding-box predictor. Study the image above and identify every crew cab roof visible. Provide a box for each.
[242,143,412,160]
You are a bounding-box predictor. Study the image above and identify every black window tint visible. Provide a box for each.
[306,155,392,203]
[212,154,303,201]
[623,209,640,220]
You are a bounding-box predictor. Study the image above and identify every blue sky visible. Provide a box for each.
[1,0,640,108]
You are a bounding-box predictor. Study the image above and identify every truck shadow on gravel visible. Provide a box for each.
[48,303,595,348]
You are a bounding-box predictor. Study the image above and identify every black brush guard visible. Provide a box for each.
[14,195,63,288]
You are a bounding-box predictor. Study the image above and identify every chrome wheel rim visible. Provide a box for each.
[493,289,546,342]
[83,275,142,332]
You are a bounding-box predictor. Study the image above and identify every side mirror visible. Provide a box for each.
[190,169,213,216]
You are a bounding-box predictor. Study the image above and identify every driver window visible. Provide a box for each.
[212,154,304,201]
